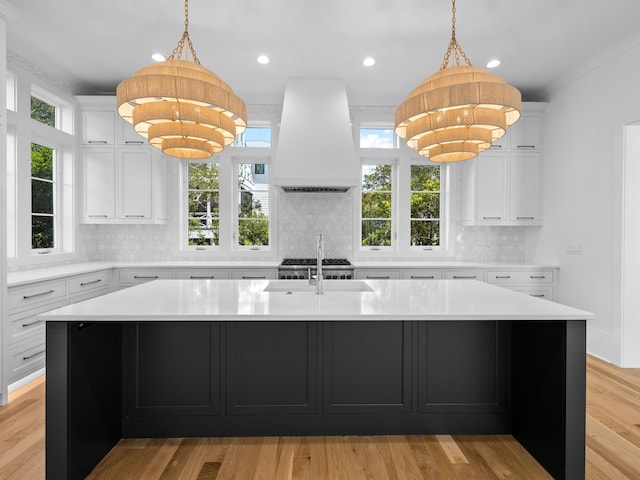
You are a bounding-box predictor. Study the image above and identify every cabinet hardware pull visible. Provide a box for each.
[125,141,144,144]
[22,319,45,327]
[23,289,55,300]
[87,140,107,144]
[23,350,45,361]
[495,275,511,279]
[133,276,159,279]
[517,145,536,149]
[453,276,476,279]
[483,216,502,220]
[190,276,215,279]
[88,215,108,218]
[530,275,546,279]
[80,279,102,287]
[242,276,266,279]
[411,276,434,279]
[367,276,390,279]
[125,215,145,218]
[490,144,503,149]
[516,217,535,220]
[531,294,545,297]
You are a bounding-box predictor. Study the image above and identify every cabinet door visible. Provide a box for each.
[510,152,541,223]
[118,148,152,219]
[323,321,411,414]
[475,152,508,222]
[510,115,542,150]
[117,115,146,146]
[355,269,401,279]
[82,111,115,145]
[83,148,116,220]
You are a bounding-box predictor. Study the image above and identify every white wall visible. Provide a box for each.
[526,33,640,365]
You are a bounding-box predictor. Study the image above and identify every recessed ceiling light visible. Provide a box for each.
[363,57,376,67]
[257,55,270,65]
[151,52,166,62]
[486,59,501,69]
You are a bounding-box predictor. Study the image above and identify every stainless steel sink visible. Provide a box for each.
[263,280,374,293]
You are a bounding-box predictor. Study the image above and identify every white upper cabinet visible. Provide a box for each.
[82,110,115,145]
[460,103,545,226]
[78,96,168,224]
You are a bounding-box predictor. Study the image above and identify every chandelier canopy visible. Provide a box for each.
[395,0,521,163]
[116,0,246,159]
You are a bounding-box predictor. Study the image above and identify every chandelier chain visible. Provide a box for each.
[168,0,201,65]
[440,0,472,70]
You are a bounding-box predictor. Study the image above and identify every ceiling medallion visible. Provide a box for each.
[395,0,521,163]
[116,0,246,159]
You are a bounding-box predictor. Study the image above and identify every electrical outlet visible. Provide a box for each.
[566,244,582,255]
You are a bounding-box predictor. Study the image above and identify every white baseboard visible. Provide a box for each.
[8,368,45,393]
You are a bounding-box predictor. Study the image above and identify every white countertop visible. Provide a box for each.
[39,279,592,322]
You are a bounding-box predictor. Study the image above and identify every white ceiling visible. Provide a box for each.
[5,0,640,104]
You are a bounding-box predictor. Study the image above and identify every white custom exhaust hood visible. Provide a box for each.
[272,79,360,192]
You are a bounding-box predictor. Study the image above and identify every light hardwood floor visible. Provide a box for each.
[1,355,639,479]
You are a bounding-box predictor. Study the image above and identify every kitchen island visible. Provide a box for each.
[40,279,593,480]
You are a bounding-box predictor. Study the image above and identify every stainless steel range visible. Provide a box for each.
[278,258,354,280]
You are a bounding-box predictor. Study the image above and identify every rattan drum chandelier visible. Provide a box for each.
[395,0,521,163]
[116,0,246,159]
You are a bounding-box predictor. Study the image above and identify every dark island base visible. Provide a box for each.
[46,320,586,480]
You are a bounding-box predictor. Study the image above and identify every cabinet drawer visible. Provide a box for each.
[487,270,553,284]
[8,280,67,312]
[8,300,67,345]
[507,286,554,301]
[67,270,112,295]
[355,270,401,280]
[401,270,443,280]
[8,338,46,383]
[230,269,277,280]
[175,269,230,280]
[69,287,112,305]
[118,269,173,285]
[444,270,485,281]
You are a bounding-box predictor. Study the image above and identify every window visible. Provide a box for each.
[31,95,57,127]
[410,164,441,247]
[237,162,269,246]
[233,127,272,147]
[359,127,396,149]
[31,143,56,250]
[361,163,393,247]
[187,163,220,246]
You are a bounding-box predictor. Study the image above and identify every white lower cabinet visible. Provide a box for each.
[355,269,401,280]
[444,269,486,281]
[230,269,277,280]
[487,269,555,300]
[5,271,115,386]
[401,269,443,280]
[118,269,174,288]
[174,269,230,280]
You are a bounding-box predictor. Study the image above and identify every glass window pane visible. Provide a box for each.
[31,96,56,127]
[410,193,439,219]
[187,162,220,247]
[234,127,272,147]
[237,163,269,247]
[362,164,392,191]
[362,192,392,218]
[31,143,53,180]
[360,128,395,148]
[32,216,54,249]
[411,220,440,246]
[238,219,269,246]
[32,179,54,214]
[362,220,392,246]
[411,164,440,191]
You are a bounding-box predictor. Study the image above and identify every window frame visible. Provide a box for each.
[352,111,455,259]
[30,141,58,252]
[232,156,271,251]
[358,157,397,251]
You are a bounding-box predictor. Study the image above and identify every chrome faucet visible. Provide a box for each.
[315,234,324,294]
